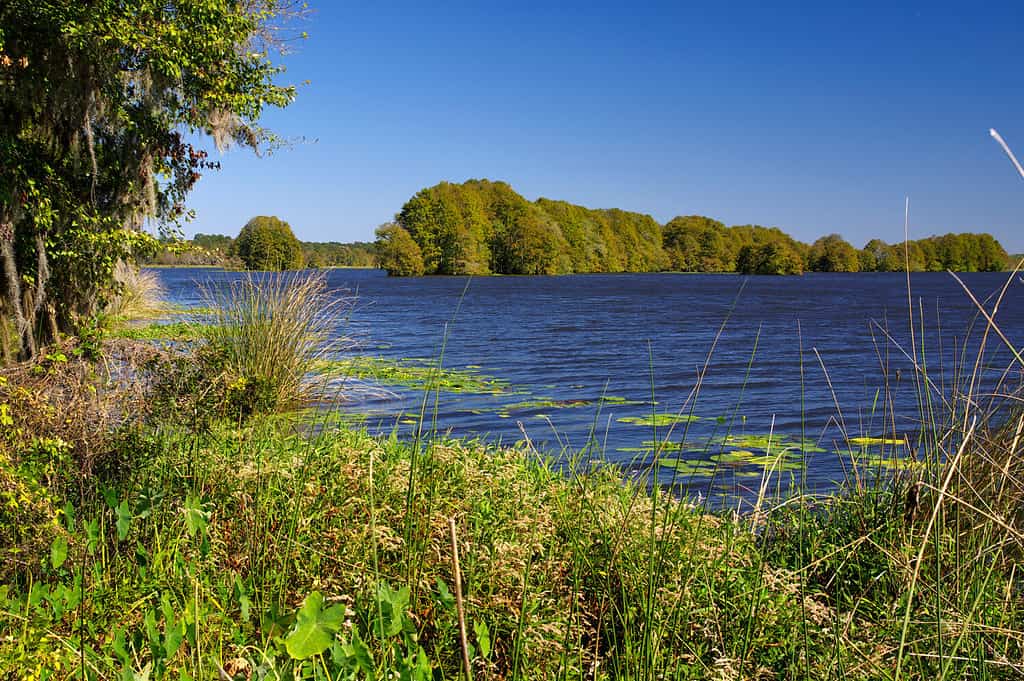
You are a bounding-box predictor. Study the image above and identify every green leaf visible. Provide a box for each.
[111,628,130,664]
[473,619,491,659]
[435,578,456,612]
[342,630,375,679]
[164,619,184,660]
[373,582,410,639]
[85,518,100,555]
[116,501,132,541]
[50,534,68,570]
[284,591,346,660]
[182,494,209,538]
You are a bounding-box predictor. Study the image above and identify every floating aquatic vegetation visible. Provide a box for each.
[655,457,718,477]
[601,396,647,406]
[315,356,511,394]
[617,413,700,427]
[843,450,922,471]
[710,449,804,472]
[502,397,594,412]
[847,436,906,447]
[714,433,826,454]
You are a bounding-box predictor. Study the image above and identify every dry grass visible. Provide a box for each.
[105,260,167,319]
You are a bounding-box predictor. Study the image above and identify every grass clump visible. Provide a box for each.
[201,271,346,414]
[104,261,167,319]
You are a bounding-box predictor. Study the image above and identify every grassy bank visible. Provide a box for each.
[2,275,1023,680]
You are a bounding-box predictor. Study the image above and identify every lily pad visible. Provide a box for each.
[845,451,921,470]
[717,433,825,454]
[848,436,905,447]
[503,397,594,411]
[656,458,718,477]
[618,413,700,427]
[315,357,510,394]
[710,449,805,472]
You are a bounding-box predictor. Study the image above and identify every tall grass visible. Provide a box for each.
[105,260,167,319]
[201,271,347,412]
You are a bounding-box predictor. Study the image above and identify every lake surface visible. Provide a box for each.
[156,268,1024,505]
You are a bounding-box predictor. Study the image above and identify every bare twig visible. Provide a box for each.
[449,516,473,681]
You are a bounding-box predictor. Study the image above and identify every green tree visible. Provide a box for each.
[234,216,304,271]
[859,238,897,272]
[807,234,860,272]
[375,224,425,276]
[736,241,804,275]
[0,1,297,358]
[663,216,729,272]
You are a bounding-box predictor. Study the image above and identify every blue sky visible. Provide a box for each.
[183,1,1024,252]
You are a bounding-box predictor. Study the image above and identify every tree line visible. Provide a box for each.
[375,180,1013,276]
[148,217,377,270]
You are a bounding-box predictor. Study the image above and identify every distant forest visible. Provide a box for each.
[147,234,377,269]
[376,179,1014,276]
[148,179,1016,276]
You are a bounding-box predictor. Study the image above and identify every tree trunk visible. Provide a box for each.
[31,232,56,348]
[1,235,35,359]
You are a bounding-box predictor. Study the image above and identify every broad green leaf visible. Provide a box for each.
[373,582,410,639]
[50,534,68,570]
[116,501,132,541]
[435,578,456,612]
[284,591,346,660]
[85,518,100,555]
[182,494,209,538]
[342,630,375,680]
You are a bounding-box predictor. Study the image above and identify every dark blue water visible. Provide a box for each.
[155,268,1024,502]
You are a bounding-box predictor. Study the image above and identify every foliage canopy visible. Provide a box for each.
[0,0,297,358]
[378,180,1011,278]
[234,216,304,271]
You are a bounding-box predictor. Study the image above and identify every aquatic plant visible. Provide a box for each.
[316,355,510,394]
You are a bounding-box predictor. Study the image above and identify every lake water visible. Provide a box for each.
[156,268,1024,504]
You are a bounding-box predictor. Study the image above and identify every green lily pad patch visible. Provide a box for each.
[617,413,700,427]
[715,433,826,454]
[710,449,804,472]
[848,436,906,447]
[601,396,648,406]
[656,458,718,477]
[315,356,510,394]
[844,451,922,470]
[503,398,594,412]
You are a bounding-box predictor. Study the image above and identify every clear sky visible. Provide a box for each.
[183,1,1024,252]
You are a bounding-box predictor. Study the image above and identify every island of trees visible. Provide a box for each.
[375,179,1012,276]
